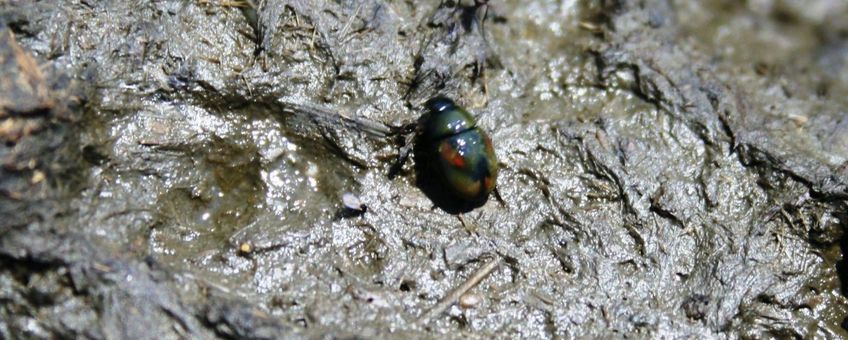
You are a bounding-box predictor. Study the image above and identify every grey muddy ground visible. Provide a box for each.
[1,0,847,338]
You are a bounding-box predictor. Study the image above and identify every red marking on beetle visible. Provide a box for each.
[440,143,465,168]
[451,154,465,168]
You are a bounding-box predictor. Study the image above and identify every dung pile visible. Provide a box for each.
[1,0,846,338]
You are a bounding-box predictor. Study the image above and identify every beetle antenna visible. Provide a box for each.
[388,131,416,179]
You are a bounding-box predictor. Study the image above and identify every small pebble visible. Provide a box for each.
[31,170,45,184]
[342,192,366,212]
[238,242,252,255]
[788,114,808,126]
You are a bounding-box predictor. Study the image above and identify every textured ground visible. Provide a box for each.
[1,0,847,338]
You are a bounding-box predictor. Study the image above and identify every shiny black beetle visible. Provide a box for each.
[391,97,500,213]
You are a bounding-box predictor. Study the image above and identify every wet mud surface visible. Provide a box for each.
[1,0,847,338]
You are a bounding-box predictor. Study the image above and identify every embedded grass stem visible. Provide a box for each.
[417,254,502,325]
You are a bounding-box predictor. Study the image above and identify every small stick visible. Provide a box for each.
[417,255,502,325]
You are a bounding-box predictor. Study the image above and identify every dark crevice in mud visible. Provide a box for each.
[200,295,298,340]
[406,0,500,104]
[591,53,733,161]
[647,201,684,229]
[0,9,38,38]
[838,230,848,298]
[0,255,68,306]
[736,146,807,184]
[734,142,848,329]
[716,110,736,148]
[831,205,848,311]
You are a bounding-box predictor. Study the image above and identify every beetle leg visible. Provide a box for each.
[493,187,507,208]
[457,214,477,235]
[388,132,416,179]
[389,122,418,136]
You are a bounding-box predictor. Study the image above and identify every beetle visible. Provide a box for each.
[420,97,498,202]
[391,96,501,213]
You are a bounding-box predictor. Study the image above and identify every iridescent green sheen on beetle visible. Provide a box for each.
[419,97,498,202]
